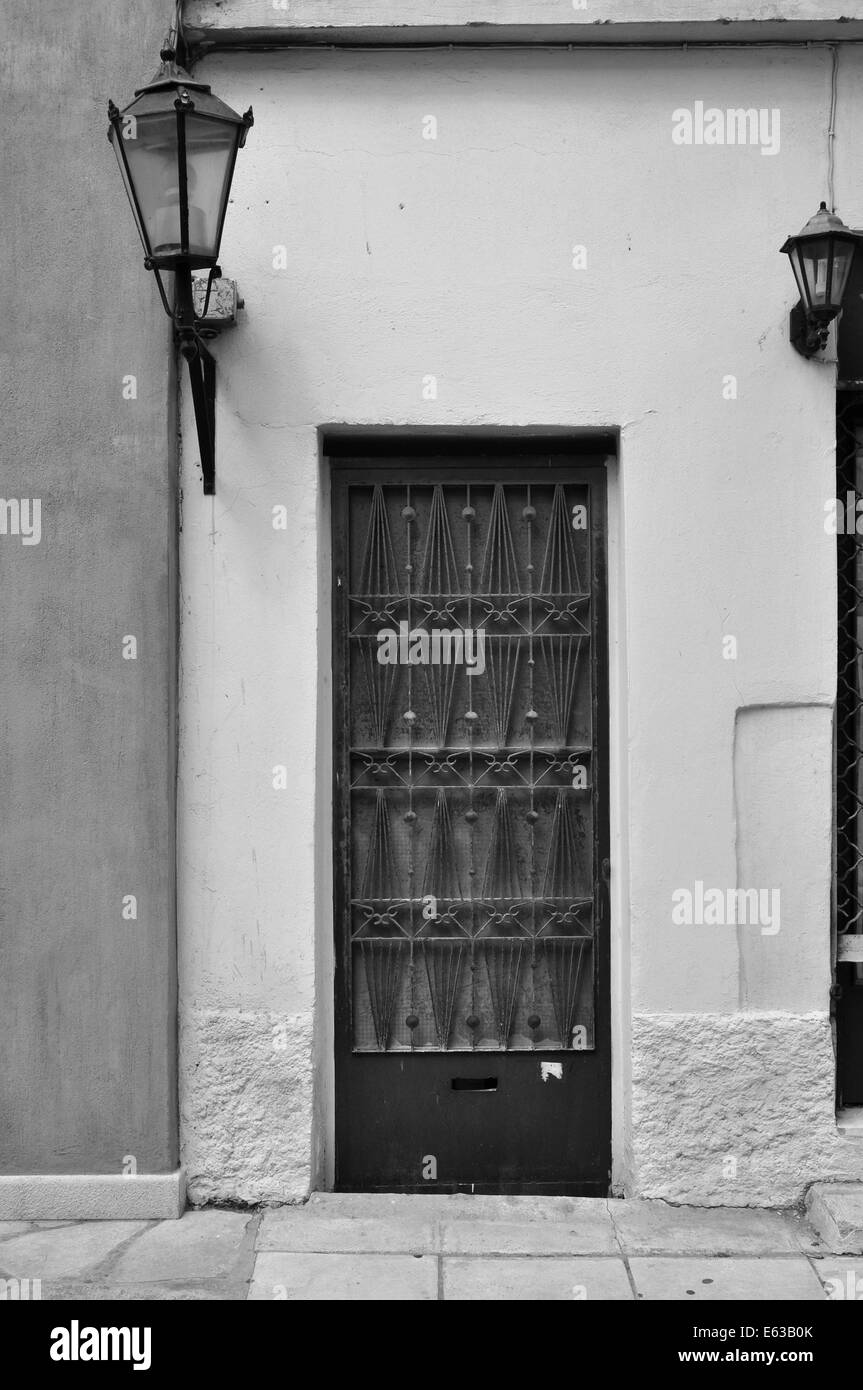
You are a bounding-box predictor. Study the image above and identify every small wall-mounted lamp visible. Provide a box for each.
[780,203,863,359]
[107,31,253,493]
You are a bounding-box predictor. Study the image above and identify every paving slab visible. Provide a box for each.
[809,1258,863,1300]
[630,1257,826,1301]
[36,1281,245,1301]
[443,1256,633,1300]
[110,1210,255,1283]
[805,1184,863,1254]
[0,1222,148,1280]
[608,1200,800,1255]
[257,1211,436,1253]
[441,1213,617,1255]
[249,1252,437,1300]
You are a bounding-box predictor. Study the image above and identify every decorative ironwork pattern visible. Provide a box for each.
[836,390,863,942]
[359,939,404,1052]
[346,482,597,1051]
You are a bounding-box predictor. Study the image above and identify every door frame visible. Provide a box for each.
[315,428,627,1193]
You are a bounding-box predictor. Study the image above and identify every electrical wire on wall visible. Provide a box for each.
[170,0,186,62]
[828,43,838,211]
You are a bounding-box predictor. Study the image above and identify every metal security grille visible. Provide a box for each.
[836,390,863,941]
[337,475,601,1053]
[835,388,863,1103]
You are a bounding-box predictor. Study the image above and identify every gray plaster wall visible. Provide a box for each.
[0,3,178,1173]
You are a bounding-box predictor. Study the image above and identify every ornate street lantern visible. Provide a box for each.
[108,34,253,492]
[780,202,863,359]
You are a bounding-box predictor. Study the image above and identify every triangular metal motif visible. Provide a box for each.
[484,938,524,1047]
[479,484,520,595]
[542,790,583,898]
[540,635,583,746]
[421,660,458,747]
[422,940,465,1048]
[419,485,460,595]
[544,937,588,1045]
[486,636,521,747]
[360,639,399,746]
[422,790,463,900]
[483,789,523,899]
[361,789,399,899]
[539,484,582,595]
[359,939,404,1051]
[359,485,401,595]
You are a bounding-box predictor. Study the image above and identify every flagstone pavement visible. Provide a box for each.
[0,1194,859,1301]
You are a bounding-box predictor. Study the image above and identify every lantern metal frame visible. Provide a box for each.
[780,202,863,360]
[108,35,253,494]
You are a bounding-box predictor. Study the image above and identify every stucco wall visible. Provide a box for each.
[0,2,178,1174]
[178,43,863,1203]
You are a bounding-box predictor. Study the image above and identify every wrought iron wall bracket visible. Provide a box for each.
[179,334,216,495]
[146,265,241,494]
[174,265,219,494]
[789,300,832,358]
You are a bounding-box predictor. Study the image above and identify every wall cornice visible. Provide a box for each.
[184,1,863,50]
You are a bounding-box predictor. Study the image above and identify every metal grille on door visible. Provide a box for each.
[835,389,863,1103]
[344,481,597,1052]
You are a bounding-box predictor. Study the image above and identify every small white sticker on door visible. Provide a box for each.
[540,1062,563,1082]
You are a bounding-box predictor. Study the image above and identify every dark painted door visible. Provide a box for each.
[331,442,611,1193]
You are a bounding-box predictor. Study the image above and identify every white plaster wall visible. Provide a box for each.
[178,44,863,1204]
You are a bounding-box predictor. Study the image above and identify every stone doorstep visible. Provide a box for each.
[258,1196,816,1258]
[805,1184,863,1255]
[303,1192,608,1220]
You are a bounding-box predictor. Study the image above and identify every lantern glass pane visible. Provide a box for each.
[788,246,809,307]
[182,115,240,264]
[120,112,183,262]
[110,127,149,253]
[830,240,855,307]
[797,235,834,310]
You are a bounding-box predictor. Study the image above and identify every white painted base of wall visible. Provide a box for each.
[0,1172,186,1221]
[632,1013,863,1206]
[180,1008,314,1205]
